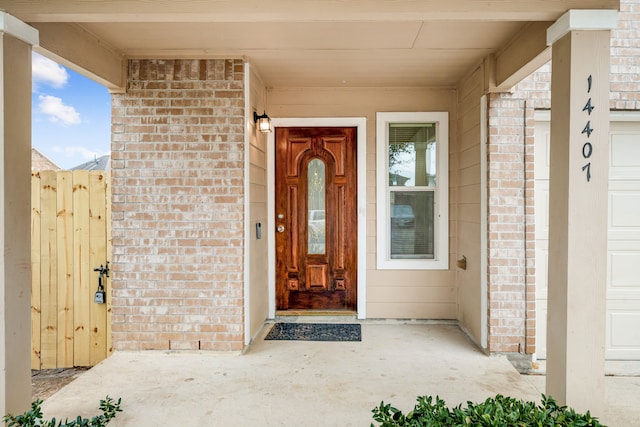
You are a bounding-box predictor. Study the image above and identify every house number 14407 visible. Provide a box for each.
[581,75,594,182]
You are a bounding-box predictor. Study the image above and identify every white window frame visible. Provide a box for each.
[376,112,449,270]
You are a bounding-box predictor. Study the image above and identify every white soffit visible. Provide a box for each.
[0,12,39,46]
[547,9,618,45]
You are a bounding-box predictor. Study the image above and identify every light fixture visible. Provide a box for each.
[253,111,273,133]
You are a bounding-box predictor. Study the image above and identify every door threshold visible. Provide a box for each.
[276,310,357,317]
[274,310,358,324]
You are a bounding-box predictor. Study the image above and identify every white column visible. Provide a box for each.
[0,12,38,416]
[545,10,616,415]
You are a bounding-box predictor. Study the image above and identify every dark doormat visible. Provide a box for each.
[264,323,361,342]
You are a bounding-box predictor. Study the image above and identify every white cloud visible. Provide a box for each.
[38,95,81,126]
[32,53,69,89]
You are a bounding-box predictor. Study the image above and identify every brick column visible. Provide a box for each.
[111,59,246,351]
[0,13,38,415]
[486,95,536,354]
[546,10,616,414]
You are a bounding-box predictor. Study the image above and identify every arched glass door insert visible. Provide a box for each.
[307,158,326,254]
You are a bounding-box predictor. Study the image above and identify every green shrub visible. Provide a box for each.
[371,394,604,427]
[4,396,122,427]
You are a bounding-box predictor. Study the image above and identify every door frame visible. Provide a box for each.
[267,118,367,319]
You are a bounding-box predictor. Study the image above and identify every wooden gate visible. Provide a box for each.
[31,170,112,369]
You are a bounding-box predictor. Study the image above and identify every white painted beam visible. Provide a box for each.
[0,11,38,46]
[32,23,125,92]
[4,0,621,23]
[547,9,618,45]
[493,21,553,91]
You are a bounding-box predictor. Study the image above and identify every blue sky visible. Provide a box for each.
[32,53,111,170]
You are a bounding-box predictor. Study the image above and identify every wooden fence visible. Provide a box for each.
[31,170,112,369]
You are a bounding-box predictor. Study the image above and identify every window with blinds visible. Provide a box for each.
[376,113,449,270]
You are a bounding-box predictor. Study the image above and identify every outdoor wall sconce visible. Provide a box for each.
[254,111,273,133]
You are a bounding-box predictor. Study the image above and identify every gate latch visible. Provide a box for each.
[93,262,110,304]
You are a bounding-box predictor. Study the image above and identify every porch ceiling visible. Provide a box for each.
[4,0,620,89]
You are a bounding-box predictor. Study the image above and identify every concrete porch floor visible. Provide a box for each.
[40,322,640,426]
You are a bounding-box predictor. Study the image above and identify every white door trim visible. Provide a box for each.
[267,117,367,319]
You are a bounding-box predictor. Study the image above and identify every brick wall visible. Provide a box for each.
[611,0,640,110]
[486,0,640,354]
[486,95,535,353]
[110,59,246,351]
[32,148,61,171]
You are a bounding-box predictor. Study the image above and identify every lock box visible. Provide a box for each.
[94,291,105,304]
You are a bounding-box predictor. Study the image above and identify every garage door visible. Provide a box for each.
[535,112,640,360]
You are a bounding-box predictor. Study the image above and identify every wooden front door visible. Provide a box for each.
[275,127,357,311]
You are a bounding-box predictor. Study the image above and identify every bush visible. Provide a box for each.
[371,394,604,426]
[4,396,122,427]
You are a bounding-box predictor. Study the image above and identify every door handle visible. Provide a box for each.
[277,225,285,233]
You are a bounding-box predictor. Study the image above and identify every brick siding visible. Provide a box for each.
[486,95,536,354]
[611,0,640,110]
[110,59,246,351]
[31,148,60,171]
[486,0,640,353]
